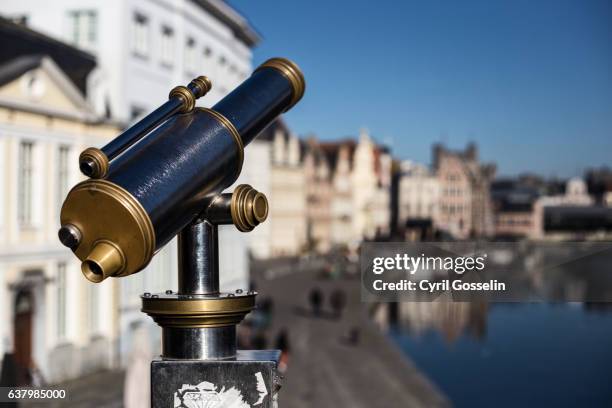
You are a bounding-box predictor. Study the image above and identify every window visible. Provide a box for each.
[57,146,70,213]
[132,12,149,57]
[22,72,45,100]
[160,25,174,66]
[185,37,197,74]
[202,47,213,75]
[68,10,97,48]
[18,141,34,226]
[57,262,67,340]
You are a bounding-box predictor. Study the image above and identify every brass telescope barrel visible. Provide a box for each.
[59,58,305,282]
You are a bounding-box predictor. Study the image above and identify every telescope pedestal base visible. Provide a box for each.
[151,350,281,408]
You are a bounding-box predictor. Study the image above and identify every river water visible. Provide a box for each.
[390,303,612,407]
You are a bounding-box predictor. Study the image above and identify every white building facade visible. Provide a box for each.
[2,0,259,121]
[268,122,307,257]
[351,130,392,240]
[0,56,120,383]
[398,161,440,227]
[2,0,259,364]
[235,119,306,259]
[311,130,392,248]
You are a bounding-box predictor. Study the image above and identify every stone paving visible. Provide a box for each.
[250,257,449,408]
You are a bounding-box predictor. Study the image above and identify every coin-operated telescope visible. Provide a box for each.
[58,58,304,407]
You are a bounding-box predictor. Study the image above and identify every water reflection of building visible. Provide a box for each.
[375,302,488,343]
[0,23,120,383]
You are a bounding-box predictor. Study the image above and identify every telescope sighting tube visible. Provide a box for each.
[79,76,212,179]
[59,57,305,282]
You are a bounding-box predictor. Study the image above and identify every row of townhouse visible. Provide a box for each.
[398,142,612,241]
[240,125,393,258]
[491,176,612,240]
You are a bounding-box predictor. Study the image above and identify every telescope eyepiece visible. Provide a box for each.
[81,241,125,283]
[79,158,95,177]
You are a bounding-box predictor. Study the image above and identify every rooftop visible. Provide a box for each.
[193,0,261,47]
[0,17,96,94]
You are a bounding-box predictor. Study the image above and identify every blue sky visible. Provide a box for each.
[229,0,612,177]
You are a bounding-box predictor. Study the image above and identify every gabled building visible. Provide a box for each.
[320,138,357,246]
[398,161,440,240]
[304,130,392,249]
[398,161,440,226]
[433,143,496,239]
[367,140,393,239]
[303,136,334,253]
[0,17,96,94]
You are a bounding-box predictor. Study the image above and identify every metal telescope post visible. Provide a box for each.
[58,57,305,408]
[144,187,280,407]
